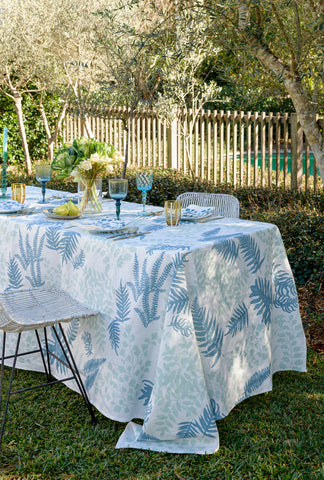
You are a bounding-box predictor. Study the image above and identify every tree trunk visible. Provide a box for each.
[252,45,324,182]
[235,2,324,182]
[13,95,32,175]
[122,111,132,179]
[38,100,68,163]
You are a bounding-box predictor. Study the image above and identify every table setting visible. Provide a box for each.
[0,184,306,454]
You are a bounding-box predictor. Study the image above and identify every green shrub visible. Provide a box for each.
[0,92,63,165]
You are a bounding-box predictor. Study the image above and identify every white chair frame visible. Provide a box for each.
[0,287,98,447]
[176,192,240,218]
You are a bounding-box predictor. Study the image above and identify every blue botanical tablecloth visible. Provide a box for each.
[0,187,306,454]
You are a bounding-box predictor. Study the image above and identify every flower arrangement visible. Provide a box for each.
[51,137,123,179]
[51,137,123,213]
[70,152,119,182]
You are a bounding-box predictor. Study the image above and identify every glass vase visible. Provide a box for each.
[78,178,102,214]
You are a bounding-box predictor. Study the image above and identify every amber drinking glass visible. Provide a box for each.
[164,200,181,227]
[11,183,26,203]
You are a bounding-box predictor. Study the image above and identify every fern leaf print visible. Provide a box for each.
[6,257,23,290]
[169,315,193,337]
[82,332,93,357]
[213,239,239,264]
[108,319,120,354]
[83,358,106,391]
[239,235,265,273]
[59,232,80,264]
[273,268,298,313]
[225,303,249,336]
[177,419,201,439]
[138,380,154,406]
[66,318,80,344]
[45,227,62,251]
[243,366,271,397]
[72,250,85,270]
[250,277,273,327]
[108,281,131,354]
[191,298,224,367]
[177,399,220,438]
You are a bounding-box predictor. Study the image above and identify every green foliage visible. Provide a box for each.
[51,137,116,179]
[0,92,63,166]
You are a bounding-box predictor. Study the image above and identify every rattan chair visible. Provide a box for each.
[0,287,98,447]
[176,192,240,218]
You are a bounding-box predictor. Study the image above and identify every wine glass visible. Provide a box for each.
[109,178,128,220]
[35,165,51,203]
[136,172,153,215]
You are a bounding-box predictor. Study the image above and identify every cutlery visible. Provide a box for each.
[196,216,224,223]
[107,227,139,238]
[113,231,151,241]
[3,209,38,217]
[143,210,164,217]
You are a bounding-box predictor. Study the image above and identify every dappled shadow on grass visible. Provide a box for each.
[0,350,323,480]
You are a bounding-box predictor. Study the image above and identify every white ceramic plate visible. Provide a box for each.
[42,208,82,220]
[0,200,27,214]
[78,218,132,234]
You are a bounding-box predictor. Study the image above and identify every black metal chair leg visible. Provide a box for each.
[52,324,97,425]
[44,327,52,378]
[35,330,51,383]
[0,333,21,447]
[0,332,6,409]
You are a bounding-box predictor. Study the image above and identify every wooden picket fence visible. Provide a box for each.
[61,106,323,192]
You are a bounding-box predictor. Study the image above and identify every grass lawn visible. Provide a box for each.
[0,350,323,480]
[0,168,323,479]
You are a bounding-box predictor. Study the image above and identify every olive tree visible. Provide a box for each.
[93,0,219,177]
[195,0,324,182]
[92,0,171,176]
[0,0,106,171]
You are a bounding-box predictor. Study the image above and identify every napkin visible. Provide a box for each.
[181,204,214,219]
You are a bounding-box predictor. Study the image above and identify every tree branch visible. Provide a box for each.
[270,1,297,71]
[293,1,302,65]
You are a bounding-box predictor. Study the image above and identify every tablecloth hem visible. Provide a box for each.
[115,421,219,455]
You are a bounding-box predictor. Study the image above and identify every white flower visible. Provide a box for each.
[70,168,81,182]
[80,160,92,171]
[89,153,100,162]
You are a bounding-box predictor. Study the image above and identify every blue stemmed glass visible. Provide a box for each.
[109,178,128,220]
[136,172,153,215]
[35,165,51,203]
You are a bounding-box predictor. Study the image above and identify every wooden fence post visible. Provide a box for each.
[167,118,178,169]
[291,113,303,191]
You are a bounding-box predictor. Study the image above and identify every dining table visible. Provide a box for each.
[0,186,306,454]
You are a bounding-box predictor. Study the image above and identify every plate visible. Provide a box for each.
[79,218,131,234]
[0,200,27,214]
[42,209,82,220]
[181,214,214,221]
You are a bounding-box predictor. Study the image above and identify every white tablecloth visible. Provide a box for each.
[0,186,306,454]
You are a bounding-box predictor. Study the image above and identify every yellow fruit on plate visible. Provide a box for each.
[53,203,69,215]
[67,200,79,216]
[53,200,79,216]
